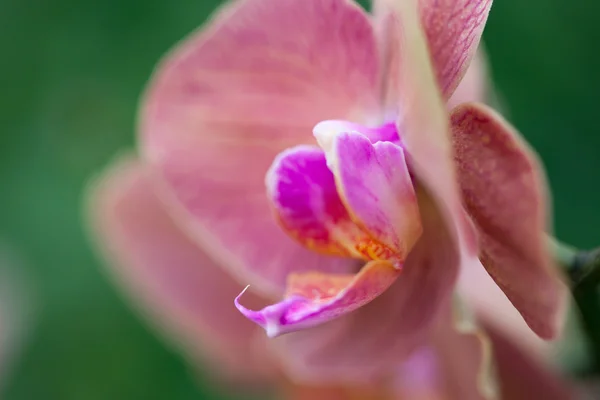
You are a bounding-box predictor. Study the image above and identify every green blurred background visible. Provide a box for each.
[1,0,599,399]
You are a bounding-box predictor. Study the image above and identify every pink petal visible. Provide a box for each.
[321,129,422,261]
[283,383,396,400]
[266,145,370,258]
[139,0,381,295]
[269,189,459,384]
[487,326,577,400]
[396,305,575,400]
[85,156,276,383]
[425,302,496,400]
[393,348,446,400]
[458,258,554,358]
[459,240,570,398]
[372,0,492,101]
[282,382,394,400]
[450,103,568,339]
[419,0,493,99]
[236,260,400,337]
[374,0,478,260]
[395,336,491,399]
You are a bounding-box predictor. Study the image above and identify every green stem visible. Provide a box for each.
[553,239,600,375]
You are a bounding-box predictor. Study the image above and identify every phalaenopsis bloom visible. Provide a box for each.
[87,0,571,398]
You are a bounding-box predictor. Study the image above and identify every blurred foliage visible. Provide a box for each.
[0,0,599,399]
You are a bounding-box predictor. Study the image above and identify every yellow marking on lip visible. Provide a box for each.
[354,238,397,261]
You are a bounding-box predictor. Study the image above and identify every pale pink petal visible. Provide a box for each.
[394,348,445,399]
[269,189,459,384]
[140,0,381,295]
[373,0,492,102]
[487,327,576,400]
[458,258,553,359]
[459,239,571,398]
[419,0,493,99]
[266,145,369,258]
[395,340,490,400]
[447,49,489,110]
[236,260,399,337]
[282,382,394,400]
[374,0,478,260]
[323,130,422,261]
[86,156,276,383]
[396,307,575,400]
[450,103,568,339]
[460,260,574,398]
[426,302,496,400]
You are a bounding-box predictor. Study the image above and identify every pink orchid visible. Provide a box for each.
[87,0,568,394]
[88,156,575,399]
[141,0,565,342]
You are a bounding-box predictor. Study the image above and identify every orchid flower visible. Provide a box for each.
[139,0,565,344]
[87,0,568,394]
[88,156,575,399]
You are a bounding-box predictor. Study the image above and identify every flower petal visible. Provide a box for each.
[319,129,422,261]
[266,145,369,259]
[424,300,496,400]
[140,0,380,295]
[282,382,394,400]
[268,188,459,384]
[450,103,568,339]
[373,0,493,101]
[86,156,276,383]
[419,0,493,99]
[458,258,554,358]
[373,0,478,260]
[486,326,577,400]
[397,303,575,400]
[236,260,400,338]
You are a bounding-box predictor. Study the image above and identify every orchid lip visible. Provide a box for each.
[235,286,314,338]
[234,120,423,336]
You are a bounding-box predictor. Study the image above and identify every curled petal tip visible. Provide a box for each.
[235,291,310,338]
[234,285,266,327]
[238,261,400,338]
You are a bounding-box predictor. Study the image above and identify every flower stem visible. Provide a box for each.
[552,238,600,375]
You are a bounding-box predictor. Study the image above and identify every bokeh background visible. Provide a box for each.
[1,0,600,399]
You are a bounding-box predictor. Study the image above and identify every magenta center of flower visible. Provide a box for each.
[236,119,423,336]
[266,119,420,263]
